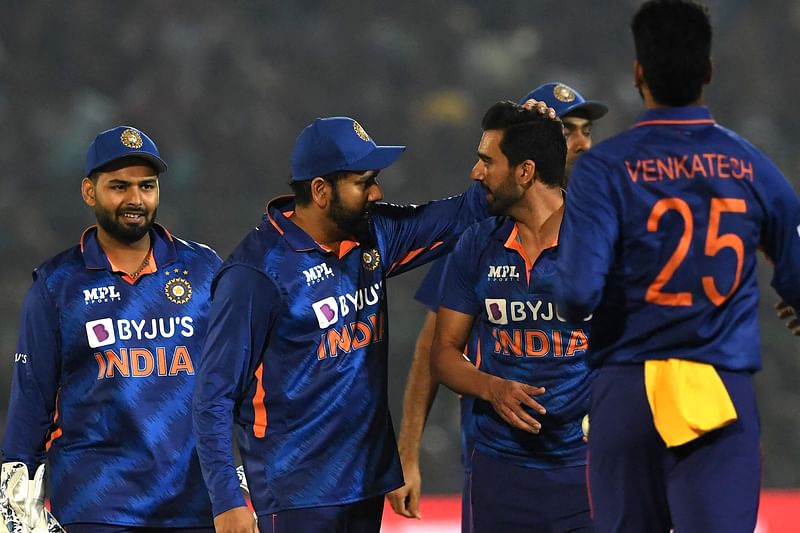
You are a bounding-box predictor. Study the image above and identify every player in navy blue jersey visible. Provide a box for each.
[1,126,221,532]
[388,83,607,531]
[556,1,800,531]
[430,101,593,533]
[191,109,559,533]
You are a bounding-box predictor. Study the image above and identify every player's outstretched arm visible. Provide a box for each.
[431,308,546,434]
[387,310,439,519]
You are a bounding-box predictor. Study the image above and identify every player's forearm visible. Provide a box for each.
[431,344,491,401]
[397,312,439,462]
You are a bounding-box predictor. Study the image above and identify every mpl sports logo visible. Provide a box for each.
[84,285,121,305]
[487,265,519,282]
[303,262,335,285]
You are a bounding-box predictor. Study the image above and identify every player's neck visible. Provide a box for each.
[290,207,350,255]
[96,226,152,275]
[511,185,564,256]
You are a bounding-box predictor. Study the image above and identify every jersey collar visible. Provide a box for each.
[632,106,715,129]
[265,195,361,258]
[80,223,177,272]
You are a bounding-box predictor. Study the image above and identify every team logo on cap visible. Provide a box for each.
[165,277,192,304]
[553,84,576,103]
[362,248,381,271]
[353,121,370,142]
[120,128,144,149]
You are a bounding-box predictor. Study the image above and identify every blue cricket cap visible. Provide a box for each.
[85,125,168,176]
[519,82,608,120]
[290,117,406,181]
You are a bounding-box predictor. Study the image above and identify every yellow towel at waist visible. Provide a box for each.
[644,359,737,447]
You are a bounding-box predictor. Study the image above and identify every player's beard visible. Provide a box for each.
[485,172,522,216]
[94,204,157,244]
[330,188,373,243]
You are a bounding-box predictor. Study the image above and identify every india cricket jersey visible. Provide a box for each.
[557,106,800,370]
[2,224,221,527]
[193,184,488,517]
[439,217,592,469]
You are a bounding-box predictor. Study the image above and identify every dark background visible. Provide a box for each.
[2,0,798,492]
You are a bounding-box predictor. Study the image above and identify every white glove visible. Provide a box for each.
[1,462,65,533]
[235,464,249,494]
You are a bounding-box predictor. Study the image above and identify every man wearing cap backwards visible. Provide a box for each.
[388,82,606,531]
[192,106,558,533]
[556,1,800,531]
[1,126,221,532]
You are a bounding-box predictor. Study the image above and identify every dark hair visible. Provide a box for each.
[289,171,349,206]
[632,0,712,106]
[481,101,566,188]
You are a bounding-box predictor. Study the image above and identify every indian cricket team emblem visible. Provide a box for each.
[553,83,576,103]
[120,128,144,149]
[165,277,192,304]
[353,120,370,142]
[362,248,381,271]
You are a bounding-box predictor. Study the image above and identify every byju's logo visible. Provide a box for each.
[312,297,339,328]
[85,318,116,348]
[484,298,508,325]
[487,265,519,281]
[303,263,335,285]
[83,285,121,305]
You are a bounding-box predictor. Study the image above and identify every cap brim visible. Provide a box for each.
[560,101,608,121]
[91,152,168,175]
[342,145,406,172]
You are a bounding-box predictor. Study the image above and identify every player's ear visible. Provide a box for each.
[309,176,331,208]
[519,160,536,187]
[634,60,645,90]
[81,176,96,207]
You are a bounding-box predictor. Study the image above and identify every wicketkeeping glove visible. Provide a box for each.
[1,462,65,533]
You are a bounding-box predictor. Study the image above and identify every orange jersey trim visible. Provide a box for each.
[633,118,715,128]
[388,241,444,273]
[107,249,158,284]
[45,390,62,452]
[252,363,268,438]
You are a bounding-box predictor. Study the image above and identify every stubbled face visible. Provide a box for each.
[562,116,594,181]
[472,129,523,216]
[83,164,159,244]
[329,170,383,240]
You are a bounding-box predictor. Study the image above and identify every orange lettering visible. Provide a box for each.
[169,346,194,375]
[131,348,154,377]
[106,348,129,378]
[524,330,549,357]
[351,321,372,349]
[565,329,589,356]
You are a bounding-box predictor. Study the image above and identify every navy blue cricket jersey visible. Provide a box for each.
[557,106,800,370]
[193,184,487,517]
[440,217,593,469]
[2,224,221,527]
